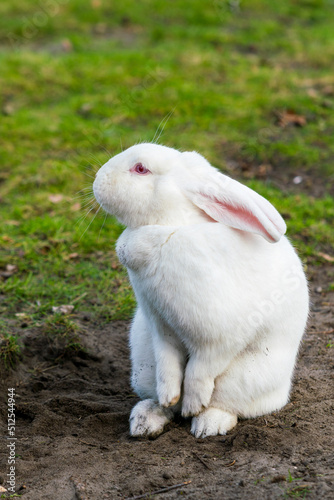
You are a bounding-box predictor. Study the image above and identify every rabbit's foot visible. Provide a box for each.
[157,376,181,408]
[130,399,174,437]
[181,376,214,417]
[191,408,237,438]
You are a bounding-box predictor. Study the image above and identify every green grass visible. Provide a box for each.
[1,0,334,342]
[0,321,21,369]
[42,313,87,359]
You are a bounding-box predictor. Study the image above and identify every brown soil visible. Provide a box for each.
[0,264,333,500]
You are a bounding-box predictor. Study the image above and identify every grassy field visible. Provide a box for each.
[1,0,334,349]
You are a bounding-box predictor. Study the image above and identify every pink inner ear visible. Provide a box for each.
[207,199,277,242]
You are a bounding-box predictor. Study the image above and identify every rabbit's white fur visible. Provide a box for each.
[93,143,309,438]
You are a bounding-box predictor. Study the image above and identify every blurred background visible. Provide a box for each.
[1,0,334,327]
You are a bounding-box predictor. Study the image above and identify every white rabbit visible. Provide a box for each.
[93,143,309,438]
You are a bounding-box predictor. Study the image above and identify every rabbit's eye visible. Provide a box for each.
[130,163,151,175]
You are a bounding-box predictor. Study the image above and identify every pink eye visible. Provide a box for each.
[130,163,151,175]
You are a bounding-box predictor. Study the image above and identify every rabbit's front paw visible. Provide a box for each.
[130,399,173,438]
[191,408,238,438]
[181,377,215,417]
[157,375,181,408]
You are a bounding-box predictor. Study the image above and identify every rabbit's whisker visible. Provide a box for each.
[75,202,98,226]
[82,170,97,180]
[73,189,94,199]
[80,205,101,240]
[80,197,98,209]
[87,153,104,168]
[99,210,109,239]
[75,186,93,194]
[72,193,94,202]
[99,145,113,159]
[152,108,175,144]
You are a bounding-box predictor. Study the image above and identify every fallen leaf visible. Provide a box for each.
[0,264,18,278]
[277,110,306,127]
[70,203,81,212]
[68,253,79,259]
[2,103,14,116]
[0,486,7,493]
[322,85,334,96]
[37,244,51,255]
[316,252,334,262]
[306,88,318,98]
[52,305,75,315]
[15,313,29,319]
[6,264,18,273]
[257,164,272,178]
[49,194,64,203]
[63,252,80,261]
[78,103,93,115]
[5,220,20,226]
[2,235,14,243]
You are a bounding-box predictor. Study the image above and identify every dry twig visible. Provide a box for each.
[223,459,236,467]
[78,439,98,447]
[192,451,212,469]
[125,480,192,500]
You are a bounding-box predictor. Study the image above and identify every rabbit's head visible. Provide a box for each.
[93,143,286,242]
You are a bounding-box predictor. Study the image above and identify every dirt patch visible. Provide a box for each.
[0,265,333,500]
[220,143,334,198]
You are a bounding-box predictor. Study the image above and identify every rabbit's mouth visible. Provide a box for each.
[93,180,113,215]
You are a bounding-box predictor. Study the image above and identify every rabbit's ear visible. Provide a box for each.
[182,154,286,243]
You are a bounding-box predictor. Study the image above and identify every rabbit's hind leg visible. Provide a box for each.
[241,380,291,418]
[210,343,294,419]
